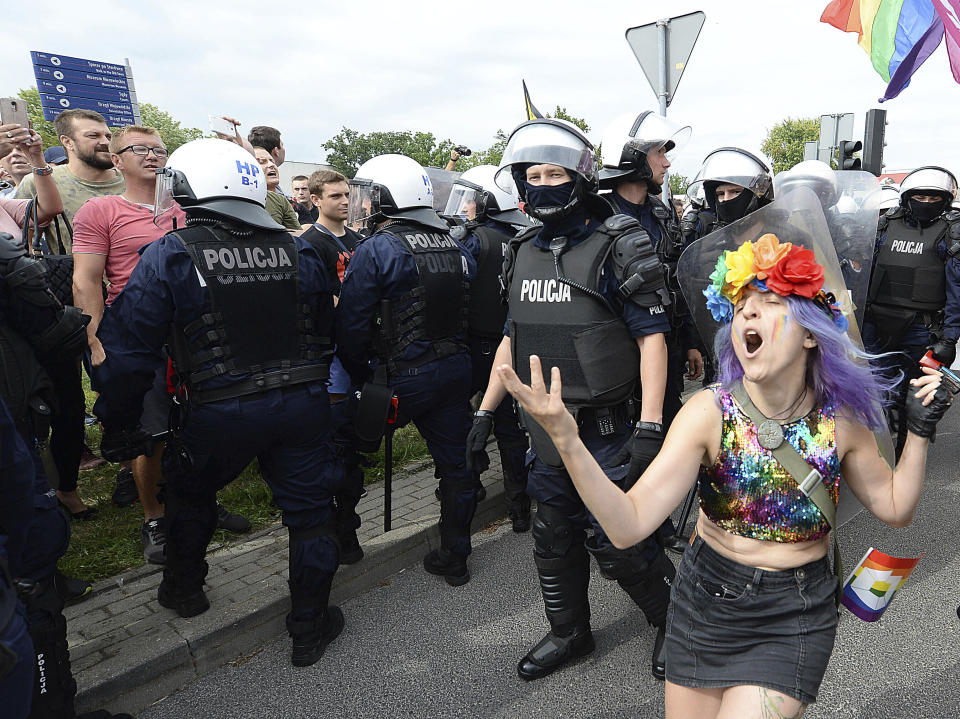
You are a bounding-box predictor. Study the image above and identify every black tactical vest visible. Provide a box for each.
[375,222,469,369]
[467,224,511,339]
[169,225,332,402]
[868,215,947,313]
[507,227,639,410]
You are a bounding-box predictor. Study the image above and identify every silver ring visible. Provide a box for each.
[5,132,11,139]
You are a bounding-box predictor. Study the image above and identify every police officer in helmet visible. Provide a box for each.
[864,165,960,455]
[475,118,675,681]
[446,165,533,533]
[690,147,774,232]
[94,138,344,667]
[337,154,479,586]
[598,110,703,446]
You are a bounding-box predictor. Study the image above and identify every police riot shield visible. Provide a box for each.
[774,163,880,331]
[677,185,893,522]
[424,167,462,213]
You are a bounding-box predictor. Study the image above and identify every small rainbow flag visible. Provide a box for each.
[840,547,923,622]
[821,0,960,101]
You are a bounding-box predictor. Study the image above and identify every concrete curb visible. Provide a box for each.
[70,454,512,716]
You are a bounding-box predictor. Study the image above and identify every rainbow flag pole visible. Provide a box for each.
[840,547,923,622]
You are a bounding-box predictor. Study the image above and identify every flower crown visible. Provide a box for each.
[702,233,847,330]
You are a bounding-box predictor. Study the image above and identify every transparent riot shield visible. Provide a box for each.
[677,185,893,523]
[775,164,880,332]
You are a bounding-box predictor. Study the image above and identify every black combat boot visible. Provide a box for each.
[157,561,210,618]
[587,537,674,680]
[423,547,469,586]
[518,546,593,680]
[286,579,344,667]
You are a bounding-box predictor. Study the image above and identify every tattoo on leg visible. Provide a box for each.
[759,687,806,718]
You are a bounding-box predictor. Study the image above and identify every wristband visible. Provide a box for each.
[475,409,495,419]
[635,421,663,433]
[32,164,54,176]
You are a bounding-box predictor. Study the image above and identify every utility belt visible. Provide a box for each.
[380,339,465,378]
[185,363,330,404]
[521,398,634,469]
[866,304,943,346]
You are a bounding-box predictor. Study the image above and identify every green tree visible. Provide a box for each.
[139,103,202,152]
[669,173,690,195]
[546,106,590,134]
[16,87,201,153]
[760,117,820,174]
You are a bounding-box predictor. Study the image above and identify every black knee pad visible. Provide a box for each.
[532,505,586,559]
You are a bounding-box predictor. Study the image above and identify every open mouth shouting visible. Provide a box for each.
[743,328,763,357]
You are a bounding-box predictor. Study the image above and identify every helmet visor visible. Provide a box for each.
[495,120,595,192]
[153,168,177,227]
[443,180,483,221]
[630,114,692,160]
[900,167,958,198]
[692,148,772,198]
[347,179,380,231]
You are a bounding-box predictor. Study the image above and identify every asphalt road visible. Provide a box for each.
[142,411,960,719]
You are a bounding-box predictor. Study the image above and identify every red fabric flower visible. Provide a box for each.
[764,245,824,298]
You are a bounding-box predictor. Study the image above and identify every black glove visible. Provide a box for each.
[905,383,953,438]
[615,421,665,485]
[464,410,493,475]
[99,423,154,462]
[929,337,957,367]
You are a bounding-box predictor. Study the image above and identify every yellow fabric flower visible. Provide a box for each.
[723,240,756,300]
[753,233,793,280]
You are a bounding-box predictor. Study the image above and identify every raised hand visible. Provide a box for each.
[496,355,578,451]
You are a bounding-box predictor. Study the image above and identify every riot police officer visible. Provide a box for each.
[337,154,479,586]
[679,182,716,248]
[94,138,344,668]
[0,230,129,717]
[688,147,774,234]
[474,118,675,681]
[445,165,533,532]
[864,166,960,455]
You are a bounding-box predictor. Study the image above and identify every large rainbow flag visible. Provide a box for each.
[840,547,923,622]
[821,0,960,101]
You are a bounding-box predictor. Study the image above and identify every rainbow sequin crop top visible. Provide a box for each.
[698,384,841,543]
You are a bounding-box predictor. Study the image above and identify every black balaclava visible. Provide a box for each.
[906,196,947,227]
[716,188,756,224]
[523,179,592,244]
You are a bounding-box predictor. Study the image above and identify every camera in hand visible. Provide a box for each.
[453,145,472,157]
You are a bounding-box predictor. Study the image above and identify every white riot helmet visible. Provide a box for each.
[878,183,900,211]
[154,138,283,230]
[899,166,957,203]
[348,154,447,232]
[443,164,529,227]
[494,118,598,222]
[598,111,691,190]
[773,160,838,209]
[687,147,774,224]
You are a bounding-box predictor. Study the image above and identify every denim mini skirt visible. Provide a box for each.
[664,535,839,704]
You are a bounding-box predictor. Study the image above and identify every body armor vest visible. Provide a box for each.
[868,215,947,313]
[170,225,332,402]
[467,224,511,339]
[375,222,469,370]
[507,226,639,410]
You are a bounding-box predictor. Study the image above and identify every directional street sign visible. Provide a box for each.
[625,11,706,108]
[31,50,140,126]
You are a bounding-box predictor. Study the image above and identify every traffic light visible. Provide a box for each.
[839,140,862,170]
[862,108,887,176]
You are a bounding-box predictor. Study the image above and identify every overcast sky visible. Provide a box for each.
[2,0,958,180]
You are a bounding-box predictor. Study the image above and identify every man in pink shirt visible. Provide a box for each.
[73,125,249,563]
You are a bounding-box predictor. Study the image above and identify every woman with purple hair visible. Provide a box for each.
[495,232,953,719]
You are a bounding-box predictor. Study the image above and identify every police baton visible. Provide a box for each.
[383,394,399,533]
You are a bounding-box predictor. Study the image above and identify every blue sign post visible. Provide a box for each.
[31,51,141,126]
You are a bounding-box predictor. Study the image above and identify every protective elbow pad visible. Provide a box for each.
[32,306,89,357]
[611,227,670,308]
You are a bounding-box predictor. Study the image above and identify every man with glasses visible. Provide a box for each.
[73,126,250,563]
